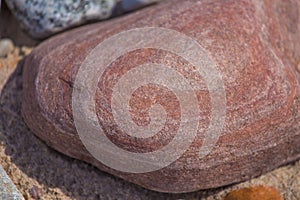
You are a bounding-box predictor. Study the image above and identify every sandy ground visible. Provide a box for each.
[0,2,300,200]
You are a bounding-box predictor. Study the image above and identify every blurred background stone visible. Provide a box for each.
[4,0,164,39]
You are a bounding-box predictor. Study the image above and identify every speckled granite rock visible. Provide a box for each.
[22,0,300,193]
[0,165,24,200]
[5,0,163,38]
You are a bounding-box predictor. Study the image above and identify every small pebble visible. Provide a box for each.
[0,38,14,57]
[224,186,283,200]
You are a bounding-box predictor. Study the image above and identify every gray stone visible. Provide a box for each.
[0,165,24,200]
[5,0,163,39]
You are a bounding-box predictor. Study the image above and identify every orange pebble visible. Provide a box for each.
[224,186,283,200]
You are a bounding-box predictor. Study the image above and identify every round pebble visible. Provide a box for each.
[0,38,14,57]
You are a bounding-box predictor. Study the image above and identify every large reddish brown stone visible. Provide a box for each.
[22,0,300,193]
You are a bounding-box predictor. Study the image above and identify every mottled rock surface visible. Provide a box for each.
[21,0,300,193]
[5,0,163,38]
[1,44,298,199]
[0,165,24,200]
[0,4,300,198]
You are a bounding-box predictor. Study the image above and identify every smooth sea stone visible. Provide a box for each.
[22,0,300,193]
[5,0,163,39]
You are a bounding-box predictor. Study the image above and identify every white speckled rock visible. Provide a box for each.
[0,165,24,200]
[5,0,163,39]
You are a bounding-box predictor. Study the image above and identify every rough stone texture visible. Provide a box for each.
[0,165,24,200]
[5,0,163,39]
[22,0,300,193]
[0,6,300,199]
[5,0,116,39]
